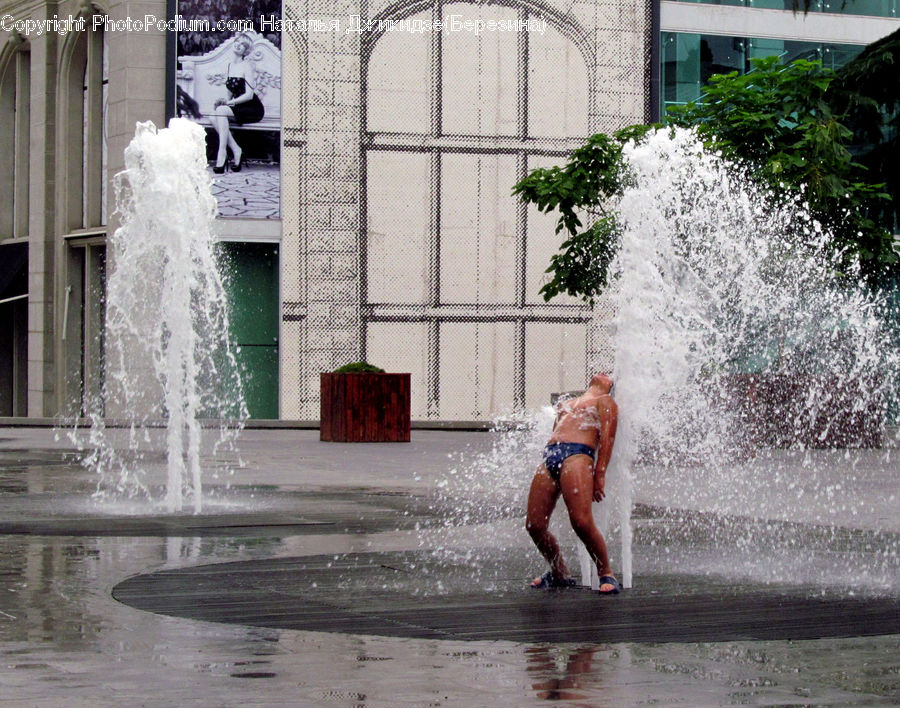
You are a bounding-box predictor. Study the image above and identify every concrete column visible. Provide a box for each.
[296,0,363,416]
[100,0,168,419]
[105,0,167,183]
[26,8,57,417]
[279,1,309,418]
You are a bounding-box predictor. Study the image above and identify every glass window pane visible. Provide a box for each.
[821,43,864,70]
[822,0,893,15]
[663,32,702,111]
[747,0,793,10]
[748,37,787,62]
[673,0,747,5]
[665,0,894,16]
[700,35,746,82]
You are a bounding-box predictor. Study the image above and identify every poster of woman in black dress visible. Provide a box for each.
[210,31,265,173]
[171,0,281,219]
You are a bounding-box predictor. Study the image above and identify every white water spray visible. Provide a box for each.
[82,119,246,513]
[424,127,898,594]
[606,127,898,587]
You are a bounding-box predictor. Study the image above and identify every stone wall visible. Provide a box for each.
[279,0,650,420]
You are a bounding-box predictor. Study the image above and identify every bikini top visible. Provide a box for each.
[556,398,603,431]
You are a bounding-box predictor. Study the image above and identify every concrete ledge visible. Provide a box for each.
[0,417,62,427]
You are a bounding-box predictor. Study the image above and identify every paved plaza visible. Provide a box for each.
[0,426,898,705]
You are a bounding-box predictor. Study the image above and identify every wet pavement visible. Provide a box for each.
[1,426,898,705]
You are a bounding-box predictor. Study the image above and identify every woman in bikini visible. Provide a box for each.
[211,31,265,173]
[525,373,621,594]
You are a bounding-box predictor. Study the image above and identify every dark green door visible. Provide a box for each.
[218,242,279,419]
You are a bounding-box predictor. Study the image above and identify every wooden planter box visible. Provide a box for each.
[319,372,411,442]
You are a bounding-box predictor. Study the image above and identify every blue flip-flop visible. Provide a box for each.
[531,570,577,589]
[599,575,621,594]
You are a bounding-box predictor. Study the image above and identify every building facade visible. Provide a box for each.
[0,0,896,421]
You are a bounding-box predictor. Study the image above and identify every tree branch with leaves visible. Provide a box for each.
[514,56,897,303]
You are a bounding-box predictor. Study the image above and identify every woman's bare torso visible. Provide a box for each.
[547,392,608,448]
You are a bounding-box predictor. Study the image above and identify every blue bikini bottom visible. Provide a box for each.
[543,442,595,481]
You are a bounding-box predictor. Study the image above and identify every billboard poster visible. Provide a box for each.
[170,0,281,219]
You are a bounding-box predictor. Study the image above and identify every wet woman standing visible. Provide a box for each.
[212,31,265,173]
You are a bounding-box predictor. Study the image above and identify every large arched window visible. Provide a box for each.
[0,39,30,416]
[363,1,594,418]
[0,39,30,239]
[60,19,108,415]
[62,21,107,232]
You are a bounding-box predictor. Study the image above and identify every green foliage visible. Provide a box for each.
[667,56,896,277]
[333,362,385,373]
[538,216,621,302]
[512,130,648,302]
[514,54,897,303]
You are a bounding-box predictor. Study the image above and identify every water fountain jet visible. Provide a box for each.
[79,118,246,514]
[605,127,899,588]
[425,127,899,595]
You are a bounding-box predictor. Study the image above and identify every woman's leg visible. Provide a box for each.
[226,130,242,166]
[559,457,614,584]
[212,106,235,167]
[526,467,568,582]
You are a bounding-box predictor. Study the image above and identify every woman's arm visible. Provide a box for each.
[592,398,617,501]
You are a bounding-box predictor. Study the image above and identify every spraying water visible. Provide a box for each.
[606,127,898,587]
[80,118,246,513]
[424,127,898,593]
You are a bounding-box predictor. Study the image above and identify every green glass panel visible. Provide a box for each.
[748,38,787,61]
[700,35,746,81]
[236,344,279,419]
[663,32,703,111]
[823,0,894,16]
[673,0,746,5]
[663,33,747,115]
[216,241,279,419]
[820,43,865,70]
[219,242,279,345]
[663,32,866,118]
[748,0,791,10]
[667,0,894,16]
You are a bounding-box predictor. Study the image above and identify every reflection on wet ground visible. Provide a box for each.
[0,428,898,704]
[3,535,899,705]
[3,531,900,704]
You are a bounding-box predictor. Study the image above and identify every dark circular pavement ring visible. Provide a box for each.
[112,551,900,644]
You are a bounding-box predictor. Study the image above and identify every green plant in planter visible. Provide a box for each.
[333,362,385,373]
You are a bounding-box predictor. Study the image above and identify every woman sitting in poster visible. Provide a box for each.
[212,31,265,173]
